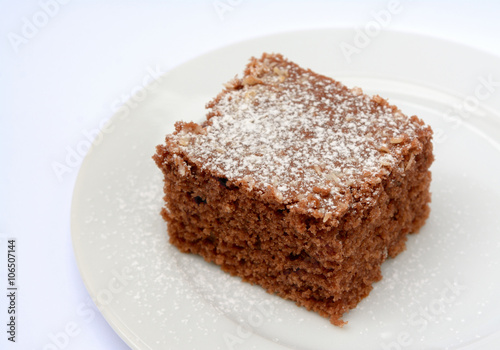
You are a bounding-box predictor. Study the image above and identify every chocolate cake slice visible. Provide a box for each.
[153,53,433,326]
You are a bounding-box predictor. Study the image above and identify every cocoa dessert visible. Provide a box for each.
[153,53,434,326]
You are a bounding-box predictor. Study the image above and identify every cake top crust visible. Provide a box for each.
[166,53,430,218]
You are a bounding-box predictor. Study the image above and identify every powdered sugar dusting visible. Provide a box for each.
[169,54,422,213]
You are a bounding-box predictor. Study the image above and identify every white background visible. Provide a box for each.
[1,1,500,349]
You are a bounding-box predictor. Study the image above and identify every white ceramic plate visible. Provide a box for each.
[71,29,500,350]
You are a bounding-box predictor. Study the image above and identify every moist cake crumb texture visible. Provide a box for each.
[154,53,434,326]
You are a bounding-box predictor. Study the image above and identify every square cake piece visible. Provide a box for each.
[153,53,433,326]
